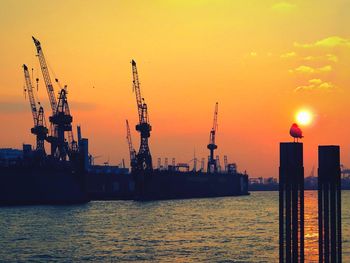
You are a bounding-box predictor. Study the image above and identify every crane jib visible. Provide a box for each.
[23,64,38,126]
[32,36,57,115]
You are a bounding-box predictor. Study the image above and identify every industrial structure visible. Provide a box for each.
[23,64,48,156]
[126,119,137,171]
[131,60,153,172]
[2,40,249,203]
[207,102,218,173]
[32,36,77,161]
[0,37,91,205]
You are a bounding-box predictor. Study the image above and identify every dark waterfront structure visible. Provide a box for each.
[279,142,304,263]
[318,146,342,263]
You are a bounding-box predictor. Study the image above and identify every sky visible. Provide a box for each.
[0,0,349,178]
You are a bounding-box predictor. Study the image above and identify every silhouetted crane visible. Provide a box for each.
[23,64,48,155]
[126,119,137,171]
[131,60,153,172]
[207,102,218,173]
[32,36,77,160]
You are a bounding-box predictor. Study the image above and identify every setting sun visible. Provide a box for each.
[296,110,313,126]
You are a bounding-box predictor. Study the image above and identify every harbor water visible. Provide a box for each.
[0,191,349,262]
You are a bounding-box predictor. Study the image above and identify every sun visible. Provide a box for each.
[295,110,313,126]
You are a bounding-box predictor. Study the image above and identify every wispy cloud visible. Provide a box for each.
[290,65,332,74]
[294,65,315,74]
[326,54,338,62]
[318,65,332,72]
[294,79,337,92]
[280,51,296,58]
[70,101,97,111]
[0,100,27,113]
[250,52,257,57]
[294,36,350,48]
[303,54,338,62]
[0,99,97,113]
[271,2,296,12]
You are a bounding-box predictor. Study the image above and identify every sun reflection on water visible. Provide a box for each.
[304,191,319,262]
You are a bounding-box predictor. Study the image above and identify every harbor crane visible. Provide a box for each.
[23,64,48,155]
[131,60,153,172]
[207,102,218,173]
[126,119,137,171]
[32,36,77,160]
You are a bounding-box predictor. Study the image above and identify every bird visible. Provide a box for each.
[290,123,303,142]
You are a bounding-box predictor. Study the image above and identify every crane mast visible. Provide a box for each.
[23,64,48,154]
[207,102,218,173]
[32,36,76,160]
[126,119,137,171]
[131,60,153,172]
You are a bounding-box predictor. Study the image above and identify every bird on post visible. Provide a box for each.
[290,123,303,142]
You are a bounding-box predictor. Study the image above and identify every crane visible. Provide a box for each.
[32,36,77,160]
[23,64,48,155]
[131,60,153,172]
[126,119,137,171]
[207,102,218,173]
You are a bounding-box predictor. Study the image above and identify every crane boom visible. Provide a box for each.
[209,102,218,145]
[23,64,38,125]
[32,36,57,114]
[132,60,150,125]
[126,119,137,170]
[131,60,144,124]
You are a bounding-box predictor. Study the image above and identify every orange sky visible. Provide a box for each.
[0,0,349,178]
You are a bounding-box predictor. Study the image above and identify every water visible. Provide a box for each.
[0,191,349,262]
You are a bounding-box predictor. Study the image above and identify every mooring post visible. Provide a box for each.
[318,146,341,263]
[279,142,304,263]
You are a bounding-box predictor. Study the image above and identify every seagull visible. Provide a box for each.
[290,123,303,142]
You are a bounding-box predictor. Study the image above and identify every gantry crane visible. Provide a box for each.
[207,102,218,173]
[131,60,153,172]
[126,119,137,171]
[23,64,48,155]
[32,36,77,160]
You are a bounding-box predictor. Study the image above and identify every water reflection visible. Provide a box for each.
[304,191,319,262]
[0,191,349,262]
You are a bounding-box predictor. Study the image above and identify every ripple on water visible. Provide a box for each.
[0,192,349,262]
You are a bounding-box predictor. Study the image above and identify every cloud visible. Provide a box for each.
[294,79,337,92]
[326,54,338,62]
[280,51,296,58]
[0,99,96,114]
[271,2,296,12]
[309,79,322,84]
[0,100,27,113]
[70,101,97,111]
[294,65,315,74]
[250,52,257,57]
[294,36,350,48]
[303,54,338,63]
[318,65,332,72]
[291,65,333,74]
